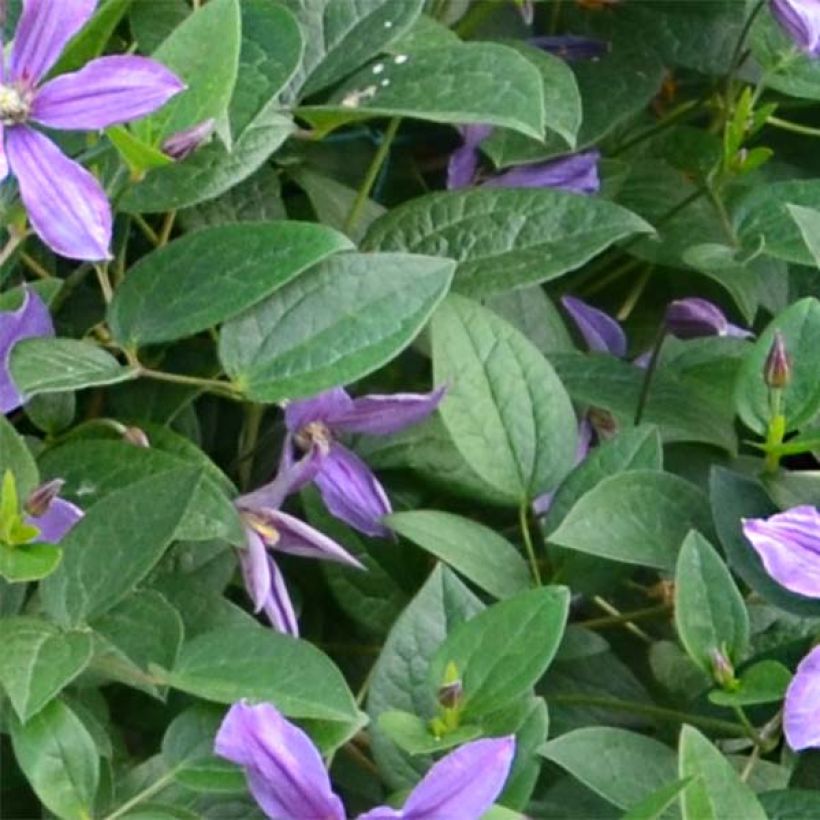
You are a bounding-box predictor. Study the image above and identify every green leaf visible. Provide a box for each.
[486,287,574,356]
[40,469,203,626]
[107,125,173,175]
[540,727,679,813]
[709,660,792,707]
[363,188,652,298]
[0,617,93,722]
[219,252,454,402]
[759,789,820,819]
[431,295,577,502]
[550,471,713,571]
[386,510,531,600]
[622,779,694,820]
[301,43,544,141]
[166,624,359,724]
[735,298,820,435]
[109,222,352,346]
[377,710,481,755]
[10,338,136,399]
[751,15,820,101]
[674,531,749,675]
[10,699,99,820]
[430,586,569,719]
[678,725,766,820]
[0,414,38,497]
[55,0,134,73]
[0,543,62,583]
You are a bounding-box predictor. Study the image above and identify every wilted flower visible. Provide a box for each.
[482,150,601,194]
[0,0,184,260]
[785,644,820,750]
[742,505,820,598]
[447,124,494,190]
[0,288,53,414]
[284,386,445,538]
[531,35,610,61]
[215,701,516,820]
[764,330,792,389]
[664,298,752,340]
[162,118,215,161]
[771,0,820,57]
[235,454,363,635]
[24,479,83,544]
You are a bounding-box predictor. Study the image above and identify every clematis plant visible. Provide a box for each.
[0,0,183,260]
[23,478,83,545]
[283,386,444,538]
[771,0,820,56]
[215,701,516,820]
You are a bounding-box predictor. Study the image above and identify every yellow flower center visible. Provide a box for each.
[0,84,31,125]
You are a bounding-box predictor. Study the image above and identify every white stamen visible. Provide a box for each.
[394,54,408,64]
[372,63,385,74]
[380,79,391,87]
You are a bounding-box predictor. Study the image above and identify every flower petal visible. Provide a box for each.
[772,0,820,57]
[446,124,493,190]
[32,55,184,130]
[357,809,402,820]
[315,444,392,538]
[271,510,364,569]
[262,557,300,636]
[26,497,82,544]
[785,645,820,750]
[742,506,820,598]
[238,526,272,613]
[7,125,111,261]
[330,387,446,437]
[562,295,627,357]
[0,287,54,413]
[10,0,97,86]
[664,298,732,339]
[215,701,345,820]
[236,449,323,513]
[285,387,353,432]
[530,35,609,61]
[0,123,8,182]
[483,150,601,194]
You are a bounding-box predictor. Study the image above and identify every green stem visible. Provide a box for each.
[20,251,52,280]
[733,705,765,747]
[344,117,400,235]
[132,213,160,246]
[592,595,652,643]
[725,0,766,100]
[102,768,178,820]
[634,325,667,425]
[616,266,652,321]
[613,98,702,157]
[158,210,177,246]
[579,603,672,631]
[94,263,114,304]
[519,502,542,586]
[138,366,242,400]
[238,403,264,490]
[766,114,820,138]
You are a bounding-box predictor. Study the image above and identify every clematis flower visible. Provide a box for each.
[0,0,184,260]
[0,288,53,413]
[482,150,601,194]
[741,506,820,599]
[24,479,83,543]
[561,295,627,357]
[785,644,820,750]
[215,700,516,820]
[284,386,445,538]
[447,124,494,190]
[771,0,820,57]
[234,453,363,636]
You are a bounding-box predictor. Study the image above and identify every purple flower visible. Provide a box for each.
[664,298,752,340]
[482,150,601,194]
[162,118,215,161]
[742,506,820,599]
[771,0,820,57]
[284,386,445,538]
[531,35,610,61]
[785,644,820,750]
[0,288,53,413]
[561,295,627,357]
[235,454,363,636]
[0,0,184,260]
[447,124,494,190]
[24,479,83,543]
[215,701,516,820]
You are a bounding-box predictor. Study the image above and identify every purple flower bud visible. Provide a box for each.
[25,479,65,518]
[482,150,601,195]
[771,0,820,57]
[710,647,738,690]
[530,35,610,61]
[123,426,150,448]
[663,298,751,340]
[764,330,792,389]
[23,478,82,545]
[561,296,627,357]
[785,644,820,750]
[437,661,464,710]
[162,118,216,161]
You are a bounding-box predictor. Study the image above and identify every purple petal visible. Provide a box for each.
[532,418,593,516]
[32,56,184,130]
[214,702,345,820]
[7,125,111,261]
[664,298,736,340]
[330,387,446,437]
[270,510,364,569]
[25,496,82,544]
[236,449,324,513]
[785,645,820,750]
[483,150,601,194]
[285,388,353,432]
[238,526,272,613]
[0,123,8,181]
[10,0,97,86]
[357,809,402,820]
[530,35,610,61]
[446,124,493,190]
[772,0,820,57]
[742,506,820,598]
[315,444,392,538]
[162,118,215,160]
[262,556,299,636]
[0,287,54,413]
[726,322,755,339]
[561,295,627,357]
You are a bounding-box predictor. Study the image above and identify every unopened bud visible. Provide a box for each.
[437,661,463,710]
[162,119,215,161]
[25,479,64,517]
[764,331,791,390]
[710,647,737,690]
[664,298,728,339]
[587,407,618,440]
[123,426,150,448]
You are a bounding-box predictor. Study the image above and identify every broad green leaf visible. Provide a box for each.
[107,125,173,175]
[540,727,679,814]
[40,469,203,626]
[674,531,749,675]
[430,586,569,718]
[220,252,454,402]
[363,188,652,298]
[550,471,713,571]
[709,660,792,707]
[10,339,136,399]
[166,624,359,724]
[678,725,766,820]
[0,617,93,721]
[0,414,38,497]
[431,295,578,502]
[486,287,574,355]
[10,699,99,820]
[0,543,62,583]
[109,222,352,345]
[752,15,820,101]
[301,44,544,141]
[735,298,820,435]
[759,789,820,819]
[129,0,189,52]
[623,779,694,820]
[377,710,481,755]
[387,510,531,600]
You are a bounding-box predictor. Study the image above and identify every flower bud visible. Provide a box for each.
[771,0,820,58]
[710,647,738,690]
[664,298,729,339]
[123,426,150,448]
[25,478,64,517]
[162,119,215,161]
[764,331,792,390]
[437,661,463,710]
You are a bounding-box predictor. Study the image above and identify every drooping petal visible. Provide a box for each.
[561,295,627,357]
[32,55,184,130]
[530,35,610,61]
[330,387,446,436]
[742,506,820,598]
[271,510,364,569]
[285,387,353,432]
[315,444,392,538]
[771,0,820,57]
[214,702,345,820]
[0,288,54,413]
[6,125,111,261]
[785,645,820,750]
[483,150,601,194]
[10,0,97,86]
[446,123,493,190]
[664,298,732,339]
[236,449,324,513]
[238,526,272,613]
[261,557,300,636]
[25,497,82,544]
